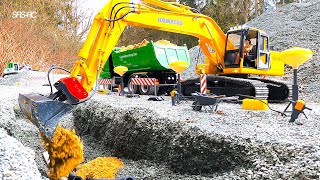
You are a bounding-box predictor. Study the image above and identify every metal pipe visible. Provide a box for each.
[292,69,298,102]
[291,68,299,113]
[154,78,157,96]
[120,76,125,96]
[177,73,182,103]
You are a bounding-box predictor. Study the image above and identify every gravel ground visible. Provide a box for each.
[0,84,47,179]
[1,1,320,179]
[1,76,319,179]
[74,94,320,179]
[0,128,42,180]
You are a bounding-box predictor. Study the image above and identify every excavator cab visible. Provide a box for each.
[224,27,271,72]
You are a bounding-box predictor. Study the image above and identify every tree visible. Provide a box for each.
[0,0,91,75]
[55,0,92,41]
[202,0,264,32]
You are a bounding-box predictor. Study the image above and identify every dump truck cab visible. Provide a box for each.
[2,62,20,77]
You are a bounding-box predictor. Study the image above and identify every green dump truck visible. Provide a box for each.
[2,62,32,77]
[2,62,20,77]
[100,41,190,95]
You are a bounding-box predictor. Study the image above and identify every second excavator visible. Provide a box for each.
[19,0,313,140]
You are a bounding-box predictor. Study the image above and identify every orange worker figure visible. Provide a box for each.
[243,37,256,67]
[234,37,253,65]
[244,38,253,54]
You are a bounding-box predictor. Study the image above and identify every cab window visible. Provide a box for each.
[257,35,270,69]
[226,33,241,51]
[225,31,242,66]
[14,64,19,71]
[177,49,188,61]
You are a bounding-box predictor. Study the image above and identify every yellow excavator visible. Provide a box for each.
[18,0,312,139]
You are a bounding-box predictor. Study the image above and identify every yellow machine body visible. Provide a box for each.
[242,99,268,111]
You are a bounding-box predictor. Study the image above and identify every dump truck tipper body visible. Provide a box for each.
[100,41,190,95]
[100,41,190,78]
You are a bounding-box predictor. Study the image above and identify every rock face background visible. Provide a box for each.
[0,1,320,179]
[247,0,320,103]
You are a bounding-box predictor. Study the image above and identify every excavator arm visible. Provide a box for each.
[18,0,236,139]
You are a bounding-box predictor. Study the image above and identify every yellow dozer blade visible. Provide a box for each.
[18,93,73,139]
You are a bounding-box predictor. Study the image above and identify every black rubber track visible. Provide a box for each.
[182,75,290,102]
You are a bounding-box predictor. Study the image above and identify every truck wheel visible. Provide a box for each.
[103,84,111,90]
[148,85,160,96]
[139,84,160,95]
[138,74,150,95]
[192,101,202,111]
[128,78,138,94]
[139,84,150,95]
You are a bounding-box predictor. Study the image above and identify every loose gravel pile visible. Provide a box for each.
[0,85,46,179]
[0,1,320,179]
[246,0,320,102]
[0,128,42,180]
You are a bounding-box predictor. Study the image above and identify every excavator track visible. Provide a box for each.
[248,77,292,102]
[181,75,291,102]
